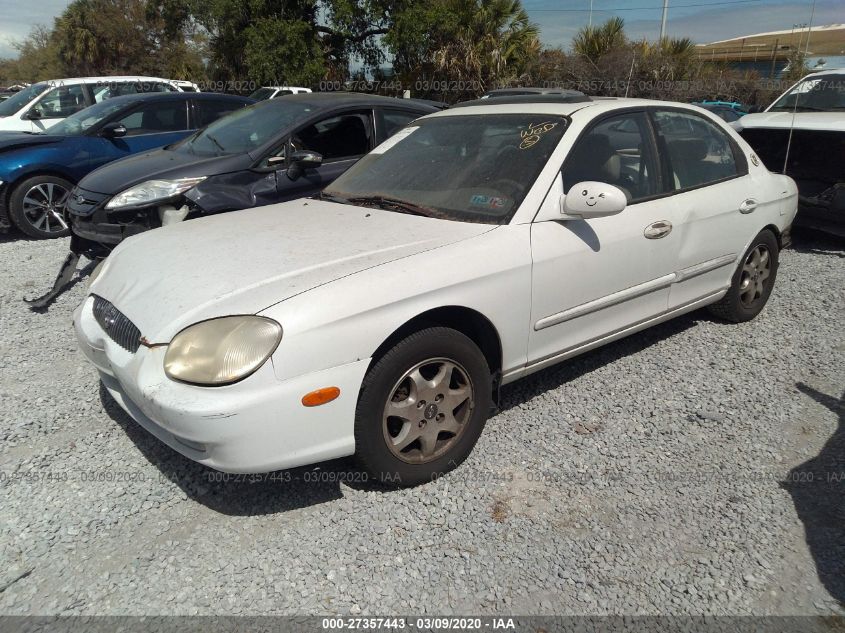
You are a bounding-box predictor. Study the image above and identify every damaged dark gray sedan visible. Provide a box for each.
[27,93,438,308]
[68,92,438,249]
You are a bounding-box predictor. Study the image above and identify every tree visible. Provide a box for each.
[572,16,625,64]
[48,0,204,78]
[6,25,63,82]
[243,17,326,86]
[386,0,540,100]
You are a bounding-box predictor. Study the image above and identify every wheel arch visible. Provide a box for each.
[4,168,77,206]
[369,305,503,379]
[762,223,784,249]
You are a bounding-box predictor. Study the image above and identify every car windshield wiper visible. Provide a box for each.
[769,105,827,112]
[346,195,435,217]
[316,191,351,205]
[203,133,226,153]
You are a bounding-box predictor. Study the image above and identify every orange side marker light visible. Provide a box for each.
[301,387,341,407]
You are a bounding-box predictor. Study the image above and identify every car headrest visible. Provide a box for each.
[668,138,708,162]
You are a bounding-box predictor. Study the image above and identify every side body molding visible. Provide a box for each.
[534,253,737,331]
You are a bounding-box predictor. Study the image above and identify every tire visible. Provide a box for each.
[8,175,74,239]
[707,229,779,322]
[354,327,492,488]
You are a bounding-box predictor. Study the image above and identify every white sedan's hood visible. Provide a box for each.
[92,200,493,341]
[738,111,845,132]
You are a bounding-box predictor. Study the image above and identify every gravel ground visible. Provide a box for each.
[0,228,842,616]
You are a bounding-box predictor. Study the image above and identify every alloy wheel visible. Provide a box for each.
[21,182,71,235]
[382,358,475,464]
[739,244,771,307]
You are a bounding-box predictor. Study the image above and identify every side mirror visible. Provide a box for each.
[560,181,627,219]
[25,108,42,120]
[100,122,127,138]
[286,150,323,181]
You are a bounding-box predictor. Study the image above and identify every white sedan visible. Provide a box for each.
[74,98,797,487]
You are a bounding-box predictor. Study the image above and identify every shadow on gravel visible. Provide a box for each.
[98,382,384,516]
[498,311,699,412]
[782,383,845,608]
[789,228,845,257]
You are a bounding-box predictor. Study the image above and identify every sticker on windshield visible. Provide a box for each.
[470,194,508,210]
[371,126,419,154]
[519,121,559,149]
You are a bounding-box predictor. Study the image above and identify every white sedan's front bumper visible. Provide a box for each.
[74,296,370,473]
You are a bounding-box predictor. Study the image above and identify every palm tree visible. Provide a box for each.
[573,16,626,64]
[433,0,540,92]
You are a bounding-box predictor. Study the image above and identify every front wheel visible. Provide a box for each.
[708,229,779,322]
[8,175,74,239]
[354,327,492,487]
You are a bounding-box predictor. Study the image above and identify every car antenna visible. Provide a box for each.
[624,54,636,98]
[783,8,815,175]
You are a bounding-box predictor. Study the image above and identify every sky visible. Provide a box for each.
[0,0,841,59]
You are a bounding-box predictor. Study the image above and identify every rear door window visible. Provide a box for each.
[113,101,190,136]
[381,109,421,137]
[651,110,743,190]
[194,99,244,128]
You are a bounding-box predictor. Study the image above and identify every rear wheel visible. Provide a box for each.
[8,175,74,239]
[708,229,779,322]
[354,327,492,487]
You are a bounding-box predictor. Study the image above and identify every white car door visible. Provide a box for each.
[527,111,681,369]
[649,108,761,309]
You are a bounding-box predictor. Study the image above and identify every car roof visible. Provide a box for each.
[259,91,439,111]
[31,76,177,86]
[455,93,592,108]
[483,87,587,96]
[425,97,705,119]
[88,92,252,106]
[800,68,844,77]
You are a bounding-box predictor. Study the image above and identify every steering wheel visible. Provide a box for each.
[494,178,524,200]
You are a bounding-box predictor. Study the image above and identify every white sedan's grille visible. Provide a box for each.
[92,295,141,353]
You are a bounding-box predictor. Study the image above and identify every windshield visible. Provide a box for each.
[45,99,131,136]
[323,114,568,224]
[0,83,47,117]
[769,74,845,112]
[249,87,276,101]
[178,99,318,156]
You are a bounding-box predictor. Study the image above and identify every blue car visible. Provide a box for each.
[0,91,253,239]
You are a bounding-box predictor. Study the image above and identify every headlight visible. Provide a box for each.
[164,316,282,386]
[106,177,206,209]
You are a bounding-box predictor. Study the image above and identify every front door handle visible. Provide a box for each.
[644,220,673,239]
[739,199,758,214]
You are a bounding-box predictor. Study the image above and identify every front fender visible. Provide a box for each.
[260,225,533,384]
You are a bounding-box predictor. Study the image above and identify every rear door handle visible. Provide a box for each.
[644,220,672,239]
[739,199,758,214]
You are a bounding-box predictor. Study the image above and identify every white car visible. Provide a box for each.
[0,76,185,132]
[736,68,845,235]
[248,86,312,101]
[75,98,797,487]
[171,80,201,93]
